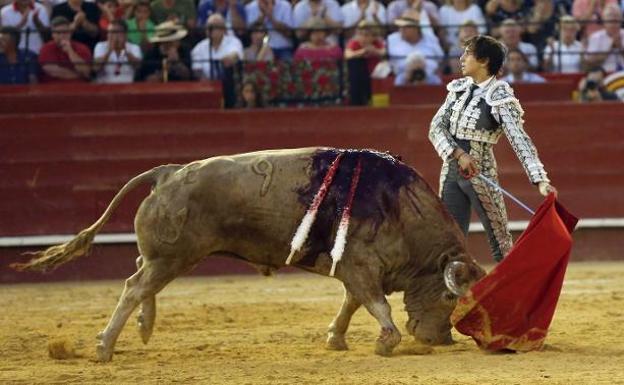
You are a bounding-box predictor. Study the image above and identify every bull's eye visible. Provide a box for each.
[444,292,456,302]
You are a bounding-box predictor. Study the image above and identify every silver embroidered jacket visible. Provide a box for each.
[428,77,549,184]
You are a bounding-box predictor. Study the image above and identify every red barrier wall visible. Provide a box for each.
[1,101,623,281]
[0,82,223,114]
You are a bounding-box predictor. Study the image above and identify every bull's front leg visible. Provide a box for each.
[326,285,361,351]
[343,270,401,356]
[365,300,402,356]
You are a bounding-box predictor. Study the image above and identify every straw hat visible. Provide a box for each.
[394,17,419,28]
[149,21,188,43]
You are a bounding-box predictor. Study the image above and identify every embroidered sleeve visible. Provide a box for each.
[428,91,458,160]
[495,101,550,184]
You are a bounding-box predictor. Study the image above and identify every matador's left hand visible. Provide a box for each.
[538,182,558,197]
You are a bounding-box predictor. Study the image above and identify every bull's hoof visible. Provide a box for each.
[374,327,401,357]
[95,342,113,362]
[326,333,349,351]
[137,313,153,345]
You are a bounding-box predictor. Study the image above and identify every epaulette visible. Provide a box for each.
[446,77,472,92]
[485,80,519,107]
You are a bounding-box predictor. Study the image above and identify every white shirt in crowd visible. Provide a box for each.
[340,0,386,28]
[293,0,343,27]
[543,40,583,73]
[385,0,438,40]
[93,41,142,84]
[245,0,294,49]
[586,28,624,73]
[502,72,546,84]
[191,34,244,79]
[516,41,539,69]
[387,31,443,78]
[0,1,50,54]
[438,4,486,47]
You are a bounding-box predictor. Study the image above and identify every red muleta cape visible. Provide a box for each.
[451,193,578,352]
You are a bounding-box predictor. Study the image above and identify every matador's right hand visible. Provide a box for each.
[457,152,479,179]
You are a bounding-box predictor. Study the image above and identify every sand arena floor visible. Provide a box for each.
[1,261,623,385]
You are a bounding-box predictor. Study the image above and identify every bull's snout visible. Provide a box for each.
[419,330,453,346]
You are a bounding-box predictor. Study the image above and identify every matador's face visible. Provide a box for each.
[460,48,480,78]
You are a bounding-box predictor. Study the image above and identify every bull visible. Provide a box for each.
[15,147,485,362]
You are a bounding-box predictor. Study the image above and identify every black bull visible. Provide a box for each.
[14,147,485,362]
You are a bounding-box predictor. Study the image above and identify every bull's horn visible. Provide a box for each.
[444,261,466,297]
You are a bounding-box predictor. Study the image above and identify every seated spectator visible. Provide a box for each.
[387,0,440,29]
[51,0,100,50]
[0,0,50,54]
[341,0,386,31]
[439,0,486,49]
[192,14,243,80]
[447,19,479,73]
[39,16,92,82]
[126,0,155,52]
[502,48,546,83]
[543,15,583,73]
[245,0,294,60]
[525,0,559,53]
[294,17,342,61]
[136,20,191,81]
[344,20,384,106]
[345,20,385,72]
[577,66,619,101]
[395,51,442,85]
[499,18,538,69]
[150,0,197,31]
[197,0,246,32]
[237,79,265,108]
[485,0,529,30]
[293,0,342,41]
[387,16,443,79]
[244,20,274,61]
[572,0,619,40]
[0,26,38,84]
[93,19,142,83]
[585,4,624,73]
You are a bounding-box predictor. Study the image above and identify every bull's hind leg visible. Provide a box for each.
[135,256,156,344]
[96,258,176,362]
[326,285,361,351]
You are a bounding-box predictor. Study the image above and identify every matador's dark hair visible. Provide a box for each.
[463,35,507,76]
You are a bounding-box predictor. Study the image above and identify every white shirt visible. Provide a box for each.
[191,35,244,79]
[293,0,343,27]
[502,72,546,84]
[543,40,583,73]
[386,0,439,25]
[438,4,486,47]
[385,0,437,40]
[387,31,443,77]
[93,42,143,84]
[586,29,624,73]
[245,0,293,49]
[0,2,49,54]
[518,41,539,69]
[340,0,386,28]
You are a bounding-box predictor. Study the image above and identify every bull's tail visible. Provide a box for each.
[11,164,182,273]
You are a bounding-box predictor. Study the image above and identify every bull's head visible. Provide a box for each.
[404,256,485,345]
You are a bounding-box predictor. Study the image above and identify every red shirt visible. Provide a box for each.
[294,44,343,61]
[346,38,385,74]
[38,41,92,83]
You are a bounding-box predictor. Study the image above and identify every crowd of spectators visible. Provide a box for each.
[0,0,623,104]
